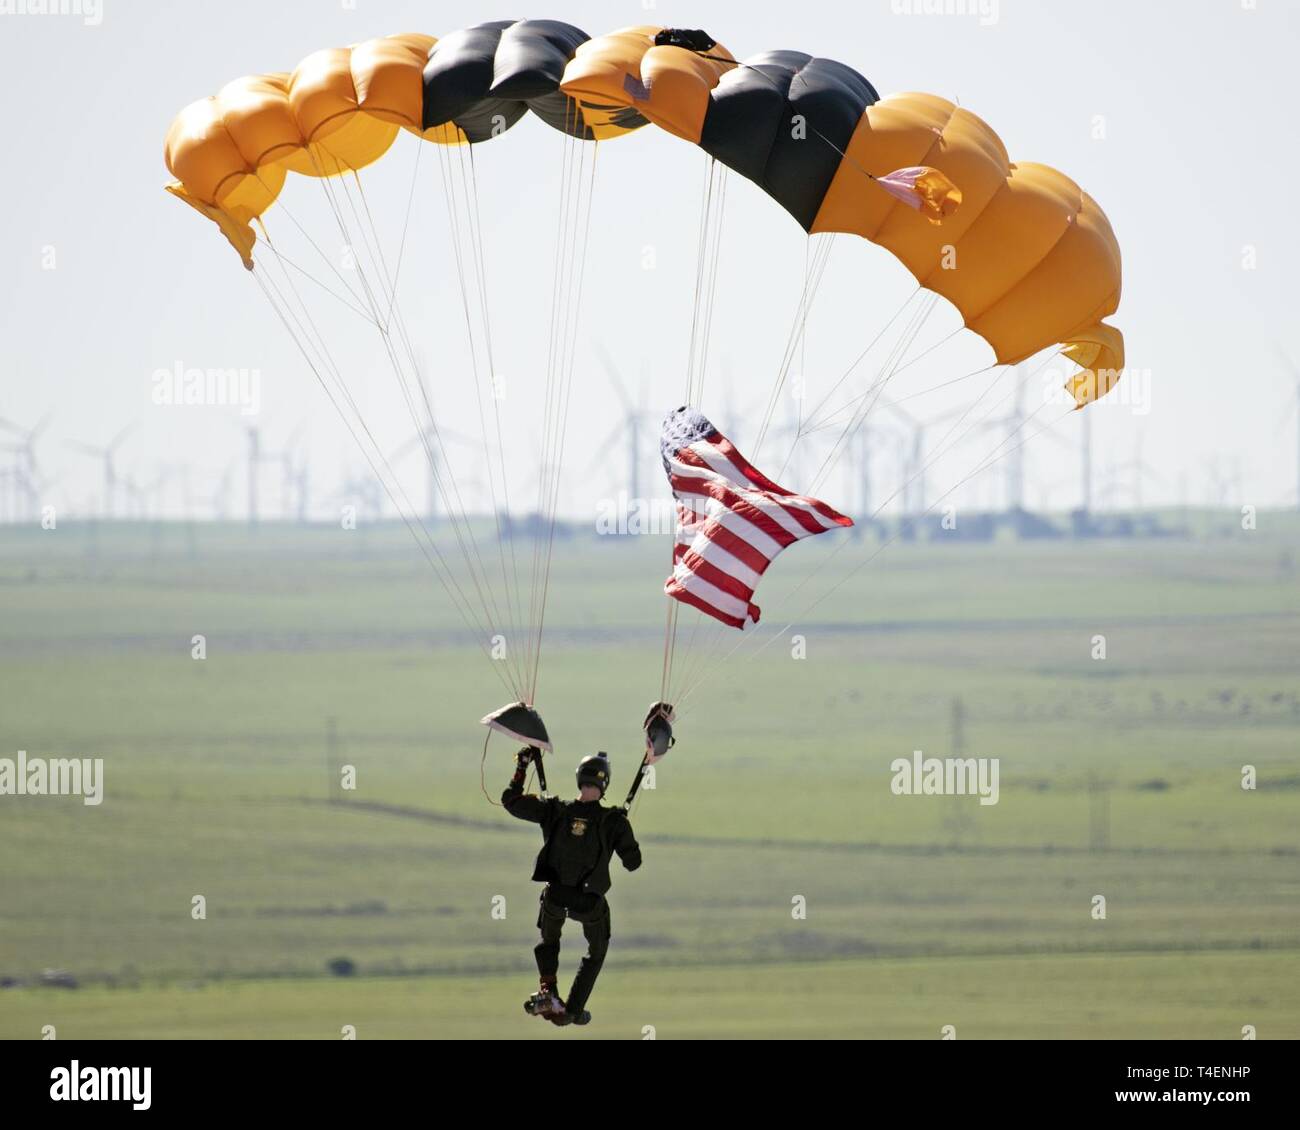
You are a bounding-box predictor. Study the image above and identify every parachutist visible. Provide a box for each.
[504,751,642,1026]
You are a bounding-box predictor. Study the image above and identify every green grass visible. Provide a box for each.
[3,952,1294,1040]
[1,517,1298,1037]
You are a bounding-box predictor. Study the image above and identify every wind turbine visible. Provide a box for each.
[845,422,906,538]
[144,465,173,519]
[974,363,1031,512]
[330,465,386,522]
[589,344,657,513]
[391,411,476,526]
[259,420,308,521]
[174,463,197,524]
[0,413,52,520]
[0,436,24,522]
[1031,473,1074,513]
[118,463,169,520]
[210,459,237,521]
[120,466,144,519]
[0,462,17,522]
[66,423,135,518]
[883,401,977,516]
[1202,454,1243,511]
[289,448,312,523]
[718,359,742,444]
[246,425,261,526]
[851,425,874,518]
[1105,434,1166,512]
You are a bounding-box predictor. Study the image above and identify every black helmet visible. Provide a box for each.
[576,753,611,796]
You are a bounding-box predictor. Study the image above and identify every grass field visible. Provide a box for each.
[1,515,1298,1038]
[5,952,1295,1040]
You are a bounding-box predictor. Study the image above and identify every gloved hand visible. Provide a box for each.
[516,746,540,769]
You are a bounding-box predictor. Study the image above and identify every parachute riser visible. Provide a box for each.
[620,755,650,813]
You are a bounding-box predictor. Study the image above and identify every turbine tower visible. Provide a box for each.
[590,344,657,513]
[67,423,134,519]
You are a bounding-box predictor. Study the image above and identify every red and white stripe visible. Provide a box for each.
[662,418,852,629]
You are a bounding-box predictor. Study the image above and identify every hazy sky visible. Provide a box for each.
[1,0,1296,520]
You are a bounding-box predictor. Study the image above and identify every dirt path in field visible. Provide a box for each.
[303,796,1283,859]
[5,609,1297,657]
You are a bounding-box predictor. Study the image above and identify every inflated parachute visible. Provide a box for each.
[163,19,1125,751]
[163,19,1123,407]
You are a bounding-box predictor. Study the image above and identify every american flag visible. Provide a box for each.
[660,406,853,629]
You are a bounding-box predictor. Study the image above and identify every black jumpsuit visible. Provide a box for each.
[503,771,641,1014]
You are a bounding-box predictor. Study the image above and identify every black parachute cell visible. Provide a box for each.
[491,20,588,99]
[422,18,596,141]
[422,21,516,131]
[698,53,806,189]
[700,52,880,231]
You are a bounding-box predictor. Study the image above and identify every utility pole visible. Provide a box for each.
[326,716,340,802]
[1088,771,1110,852]
[941,696,975,848]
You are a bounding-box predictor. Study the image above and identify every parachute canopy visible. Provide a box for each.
[163,19,1123,408]
[660,407,853,630]
[481,701,552,752]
